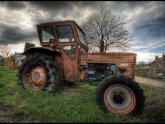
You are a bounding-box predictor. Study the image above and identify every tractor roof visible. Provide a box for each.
[37,20,75,26]
[36,20,85,35]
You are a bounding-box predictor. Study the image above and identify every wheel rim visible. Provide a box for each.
[24,65,46,91]
[104,84,136,115]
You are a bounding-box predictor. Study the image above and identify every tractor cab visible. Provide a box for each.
[36,20,88,82]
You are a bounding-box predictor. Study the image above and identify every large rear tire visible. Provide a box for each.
[18,53,60,93]
[96,75,145,115]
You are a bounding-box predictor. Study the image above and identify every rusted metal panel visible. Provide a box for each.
[82,52,137,79]
[60,48,77,81]
[85,52,136,65]
[79,46,88,81]
[55,55,63,81]
[79,46,88,65]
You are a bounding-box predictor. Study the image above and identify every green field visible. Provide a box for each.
[0,66,165,123]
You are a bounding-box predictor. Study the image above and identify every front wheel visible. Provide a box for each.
[96,75,145,115]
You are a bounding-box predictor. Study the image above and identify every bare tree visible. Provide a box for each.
[82,7,133,53]
[0,44,13,69]
[0,44,10,58]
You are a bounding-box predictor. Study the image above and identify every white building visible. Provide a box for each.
[13,52,26,65]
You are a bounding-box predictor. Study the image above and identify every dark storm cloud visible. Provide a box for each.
[25,1,151,27]
[150,46,165,53]
[133,16,165,45]
[1,1,142,11]
[0,1,154,25]
[0,1,26,10]
[24,1,104,28]
[136,46,165,53]
[0,23,37,44]
[0,1,100,11]
[28,1,102,21]
[103,1,149,11]
[0,1,165,48]
[28,1,100,10]
[29,1,74,11]
[136,24,165,41]
[0,1,101,45]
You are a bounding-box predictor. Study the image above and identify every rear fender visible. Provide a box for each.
[23,47,61,56]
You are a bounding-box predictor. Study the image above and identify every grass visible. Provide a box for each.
[0,66,165,123]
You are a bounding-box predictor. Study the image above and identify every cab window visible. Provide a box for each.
[63,45,76,59]
[77,27,87,46]
[56,25,74,42]
[39,27,54,43]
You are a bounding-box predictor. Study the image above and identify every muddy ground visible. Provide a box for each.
[135,76,165,88]
[0,102,42,123]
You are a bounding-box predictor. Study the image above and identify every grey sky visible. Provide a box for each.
[0,1,164,62]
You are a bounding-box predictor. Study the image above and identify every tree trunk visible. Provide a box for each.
[100,36,104,53]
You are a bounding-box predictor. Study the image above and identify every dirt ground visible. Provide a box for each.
[135,76,165,88]
[0,102,42,123]
[0,102,13,123]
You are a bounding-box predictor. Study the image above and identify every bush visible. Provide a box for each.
[135,65,165,80]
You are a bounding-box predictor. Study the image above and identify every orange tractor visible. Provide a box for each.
[18,20,145,115]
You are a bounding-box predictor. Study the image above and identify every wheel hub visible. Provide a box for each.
[32,71,41,82]
[104,84,136,115]
[30,66,46,86]
[113,94,125,104]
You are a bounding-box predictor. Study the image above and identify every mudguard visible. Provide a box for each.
[23,47,61,56]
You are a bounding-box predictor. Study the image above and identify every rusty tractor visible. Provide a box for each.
[18,20,145,115]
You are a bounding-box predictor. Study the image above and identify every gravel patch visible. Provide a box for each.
[135,76,165,88]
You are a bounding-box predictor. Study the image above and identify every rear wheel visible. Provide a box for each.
[96,75,145,115]
[18,53,60,92]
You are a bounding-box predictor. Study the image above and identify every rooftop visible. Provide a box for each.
[153,53,165,63]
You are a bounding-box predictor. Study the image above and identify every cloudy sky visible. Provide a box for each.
[0,1,164,63]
